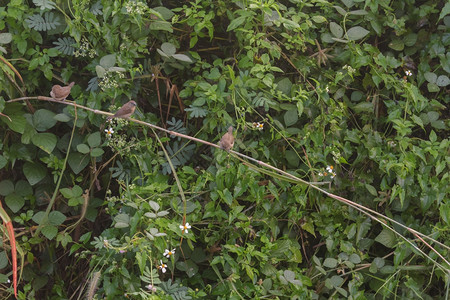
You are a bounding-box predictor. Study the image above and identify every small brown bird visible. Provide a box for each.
[50,82,75,101]
[219,126,234,151]
[107,100,137,120]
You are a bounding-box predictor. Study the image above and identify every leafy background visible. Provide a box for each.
[0,0,449,299]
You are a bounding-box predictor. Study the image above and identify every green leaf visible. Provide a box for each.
[49,211,66,225]
[375,228,396,248]
[438,2,450,21]
[427,83,440,92]
[0,33,12,44]
[54,113,71,122]
[114,213,130,228]
[160,42,176,56]
[365,184,377,196]
[283,270,296,282]
[424,72,437,83]
[227,15,248,32]
[346,26,370,40]
[33,0,56,10]
[100,54,116,69]
[52,37,75,56]
[23,162,47,185]
[3,113,27,133]
[436,75,450,87]
[25,12,60,31]
[0,180,14,196]
[31,132,57,154]
[0,154,6,169]
[388,39,404,51]
[284,110,298,126]
[0,251,7,269]
[323,258,338,268]
[68,153,90,174]
[172,54,193,63]
[330,22,343,38]
[333,6,347,16]
[311,15,327,23]
[152,6,175,20]
[42,225,57,240]
[90,148,104,157]
[33,109,57,131]
[5,193,24,213]
[87,132,101,148]
[76,143,90,154]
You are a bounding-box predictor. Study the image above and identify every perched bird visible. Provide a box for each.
[50,82,75,101]
[219,126,234,151]
[107,100,137,121]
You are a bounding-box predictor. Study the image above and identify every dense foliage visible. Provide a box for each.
[0,0,449,299]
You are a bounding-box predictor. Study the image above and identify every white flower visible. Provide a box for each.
[179,222,192,234]
[105,127,114,137]
[157,260,167,273]
[405,70,412,76]
[326,165,334,172]
[163,248,176,258]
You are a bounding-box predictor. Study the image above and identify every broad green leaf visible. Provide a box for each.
[95,65,106,78]
[49,211,66,225]
[283,270,296,282]
[347,26,370,40]
[160,42,176,56]
[330,22,343,38]
[68,153,89,174]
[32,211,46,225]
[152,6,175,20]
[0,180,14,196]
[276,77,292,96]
[77,143,90,154]
[349,9,368,15]
[427,82,440,92]
[23,161,47,185]
[15,180,32,197]
[0,33,12,44]
[284,110,298,126]
[5,193,24,213]
[87,132,101,148]
[285,150,299,167]
[424,72,437,83]
[365,184,377,196]
[114,213,130,228]
[436,75,450,87]
[227,15,248,31]
[333,6,347,16]
[0,251,7,269]
[438,2,450,21]
[149,21,173,32]
[0,155,6,169]
[99,54,116,69]
[375,228,396,248]
[31,132,57,154]
[323,258,338,268]
[90,148,104,157]
[172,54,193,63]
[54,113,71,122]
[388,39,404,51]
[149,200,160,212]
[33,109,57,131]
[311,15,327,23]
[42,225,57,240]
[3,113,27,133]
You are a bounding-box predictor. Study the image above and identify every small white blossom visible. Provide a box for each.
[157,260,167,273]
[163,248,176,258]
[105,127,114,137]
[179,222,192,234]
[405,70,412,76]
